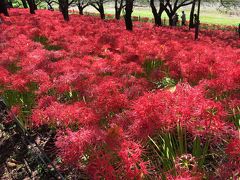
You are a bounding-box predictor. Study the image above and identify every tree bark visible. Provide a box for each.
[150,0,165,26]
[124,0,133,30]
[47,2,54,10]
[189,0,196,28]
[195,0,201,40]
[164,0,194,27]
[27,0,35,14]
[59,0,69,21]
[34,0,38,10]
[91,1,105,20]
[62,7,69,21]
[0,0,9,16]
[8,1,13,8]
[165,7,175,26]
[150,0,161,26]
[99,4,105,19]
[158,0,165,25]
[21,0,28,8]
[115,9,121,19]
[238,24,240,38]
[168,13,174,26]
[78,5,84,15]
[115,0,123,20]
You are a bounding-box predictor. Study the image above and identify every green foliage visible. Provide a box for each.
[146,127,211,178]
[45,44,62,51]
[33,35,48,44]
[143,59,176,89]
[7,62,22,74]
[33,35,62,51]
[143,59,164,77]
[154,77,176,89]
[57,90,80,104]
[2,85,37,128]
[229,106,240,128]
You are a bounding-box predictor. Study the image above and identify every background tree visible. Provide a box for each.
[189,0,196,28]
[27,0,36,14]
[195,0,201,39]
[58,0,75,21]
[42,0,55,9]
[220,0,240,8]
[124,0,134,30]
[21,0,28,8]
[0,0,9,16]
[76,0,89,15]
[150,0,167,26]
[164,0,194,26]
[115,0,125,20]
[90,0,107,19]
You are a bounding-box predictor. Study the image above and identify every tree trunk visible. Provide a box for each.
[168,13,174,26]
[8,1,13,8]
[238,24,240,38]
[0,0,9,16]
[159,10,164,26]
[115,9,121,20]
[27,0,35,14]
[59,0,69,21]
[99,4,105,19]
[189,0,196,28]
[78,5,84,15]
[34,0,38,10]
[48,3,54,10]
[124,0,133,30]
[150,0,161,26]
[21,0,28,8]
[195,0,201,40]
[115,0,122,20]
[159,0,165,26]
[62,7,69,21]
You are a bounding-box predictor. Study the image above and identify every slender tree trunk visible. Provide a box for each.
[158,1,165,26]
[115,0,118,19]
[0,0,9,16]
[78,5,84,15]
[168,13,174,26]
[21,0,28,8]
[159,10,164,26]
[115,0,122,20]
[59,0,69,21]
[115,5,121,20]
[8,1,13,8]
[189,0,196,28]
[150,0,161,26]
[195,0,201,40]
[27,0,35,14]
[99,4,105,19]
[62,6,69,21]
[115,9,121,19]
[124,0,133,30]
[48,3,53,10]
[238,24,240,38]
[34,0,38,10]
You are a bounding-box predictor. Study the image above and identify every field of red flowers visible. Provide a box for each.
[0,9,240,179]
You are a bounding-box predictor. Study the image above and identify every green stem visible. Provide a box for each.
[177,124,185,154]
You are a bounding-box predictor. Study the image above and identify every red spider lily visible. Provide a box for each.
[1,8,239,179]
[32,100,99,126]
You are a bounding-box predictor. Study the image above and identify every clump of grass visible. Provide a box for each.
[33,35,62,51]
[143,59,164,77]
[7,62,22,74]
[142,59,176,89]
